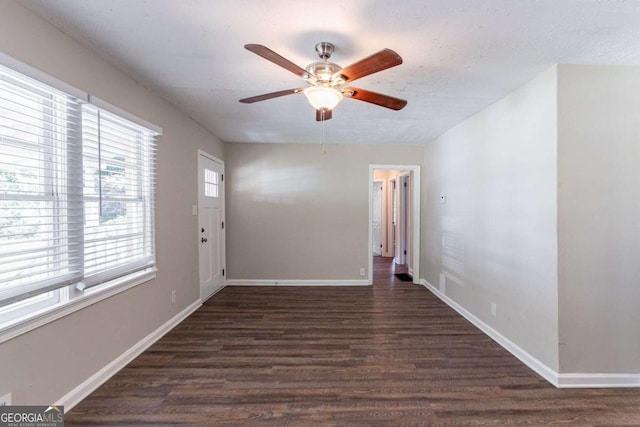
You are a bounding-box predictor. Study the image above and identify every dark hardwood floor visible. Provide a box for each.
[66,257,640,426]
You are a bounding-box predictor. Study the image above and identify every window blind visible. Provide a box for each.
[78,105,157,290]
[0,60,159,311]
[0,64,84,307]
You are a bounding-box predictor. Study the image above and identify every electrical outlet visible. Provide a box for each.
[0,392,11,406]
[359,268,366,277]
[491,302,497,317]
[171,290,176,304]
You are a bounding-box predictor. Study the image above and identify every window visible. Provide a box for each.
[204,168,219,198]
[0,62,159,332]
[78,105,156,290]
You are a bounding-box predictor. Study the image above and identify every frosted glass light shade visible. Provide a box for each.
[303,86,343,111]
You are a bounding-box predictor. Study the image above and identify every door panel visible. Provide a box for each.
[198,152,225,300]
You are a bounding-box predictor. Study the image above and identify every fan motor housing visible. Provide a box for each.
[305,61,345,87]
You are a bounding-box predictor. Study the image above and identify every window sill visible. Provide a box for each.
[0,268,157,344]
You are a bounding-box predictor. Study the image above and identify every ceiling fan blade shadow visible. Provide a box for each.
[316,109,332,121]
[339,49,402,83]
[343,87,407,110]
[239,88,303,103]
[245,44,309,78]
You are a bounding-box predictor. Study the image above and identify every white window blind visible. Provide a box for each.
[0,61,159,316]
[0,64,83,307]
[78,105,157,290]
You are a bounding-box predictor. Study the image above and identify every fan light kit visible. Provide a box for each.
[303,86,343,110]
[240,42,407,121]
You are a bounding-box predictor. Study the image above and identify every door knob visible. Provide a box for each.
[201,227,205,233]
[201,237,208,243]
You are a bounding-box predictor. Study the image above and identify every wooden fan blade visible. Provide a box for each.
[339,49,403,83]
[316,109,333,121]
[344,87,407,110]
[239,88,303,103]
[245,44,309,78]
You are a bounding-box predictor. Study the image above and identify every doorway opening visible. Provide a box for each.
[368,165,421,285]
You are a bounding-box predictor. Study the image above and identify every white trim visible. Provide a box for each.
[420,279,640,388]
[226,279,370,287]
[0,269,156,344]
[197,149,224,165]
[55,299,202,411]
[556,373,640,388]
[369,165,421,285]
[89,95,162,134]
[0,52,89,101]
[0,53,161,134]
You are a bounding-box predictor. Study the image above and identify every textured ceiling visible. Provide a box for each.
[20,0,640,145]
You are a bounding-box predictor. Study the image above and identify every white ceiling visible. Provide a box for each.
[21,0,640,145]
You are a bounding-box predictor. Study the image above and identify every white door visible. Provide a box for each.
[397,174,410,265]
[391,179,397,260]
[372,181,383,255]
[198,151,225,300]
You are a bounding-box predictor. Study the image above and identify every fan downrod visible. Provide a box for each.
[315,42,334,60]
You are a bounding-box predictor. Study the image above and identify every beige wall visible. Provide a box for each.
[421,66,559,370]
[557,64,640,373]
[225,143,423,280]
[0,1,223,404]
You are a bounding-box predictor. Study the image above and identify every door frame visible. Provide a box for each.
[197,149,226,301]
[368,165,421,285]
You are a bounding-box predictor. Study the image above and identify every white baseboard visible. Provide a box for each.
[56,299,202,410]
[419,279,640,388]
[419,279,558,386]
[556,373,640,388]
[226,279,370,287]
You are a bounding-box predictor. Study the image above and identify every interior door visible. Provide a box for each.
[397,174,410,265]
[401,174,410,265]
[372,181,383,255]
[391,179,397,261]
[198,152,225,300]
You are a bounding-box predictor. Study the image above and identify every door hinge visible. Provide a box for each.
[404,182,407,187]
[221,221,224,229]
[380,244,383,248]
[221,174,224,181]
[404,250,407,255]
[222,269,225,276]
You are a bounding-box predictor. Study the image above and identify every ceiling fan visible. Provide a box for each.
[239,42,407,121]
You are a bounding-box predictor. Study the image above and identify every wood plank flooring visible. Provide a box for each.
[66,258,640,426]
